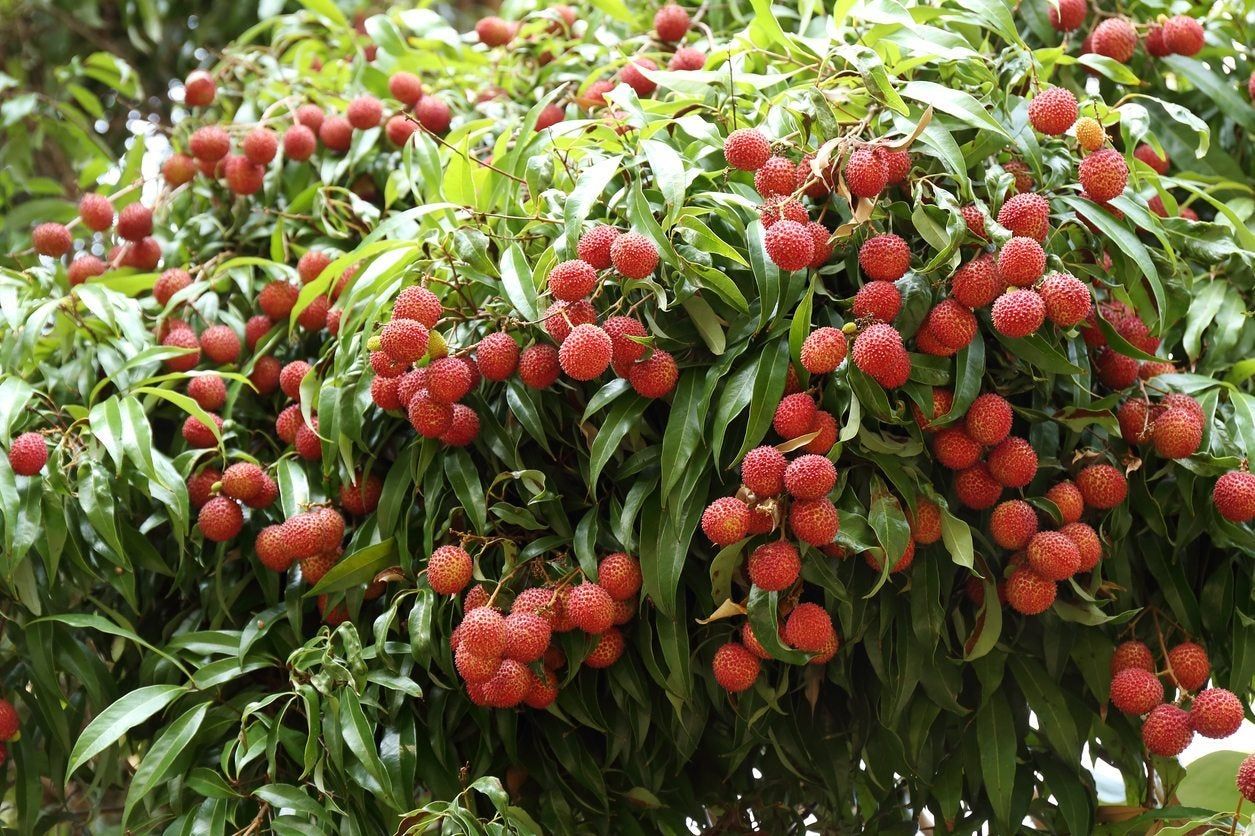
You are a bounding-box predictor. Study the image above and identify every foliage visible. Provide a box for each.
[0,0,1254,833]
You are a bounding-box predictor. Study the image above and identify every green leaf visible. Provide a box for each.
[901,81,1010,138]
[975,691,1016,828]
[123,702,209,826]
[67,685,186,780]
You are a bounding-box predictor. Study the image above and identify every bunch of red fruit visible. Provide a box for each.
[447,552,641,708]
[1109,639,1245,757]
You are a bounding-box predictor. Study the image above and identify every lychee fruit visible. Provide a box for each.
[1240,754,1255,803]
[852,281,903,322]
[1110,668,1164,715]
[722,129,773,173]
[408,393,454,439]
[426,356,475,403]
[1078,148,1129,202]
[577,224,620,270]
[773,393,818,439]
[1076,463,1127,509]
[1162,15,1204,56]
[753,155,796,197]
[1048,0,1087,31]
[764,220,814,272]
[598,553,641,601]
[747,541,801,591]
[702,497,751,546]
[741,446,788,497]
[629,349,678,398]
[858,233,910,282]
[199,496,243,542]
[799,327,847,374]
[933,427,982,471]
[1061,521,1102,571]
[380,319,430,364]
[713,642,760,692]
[992,289,1046,338]
[990,500,1039,550]
[653,3,690,42]
[782,602,835,653]
[844,147,888,198]
[788,498,839,546]
[1090,17,1137,63]
[950,254,1001,309]
[1152,408,1202,460]
[584,627,625,668]
[428,545,473,595]
[909,499,943,545]
[997,237,1046,288]
[518,344,561,389]
[1111,640,1155,675]
[1167,642,1210,692]
[925,299,977,350]
[547,259,598,302]
[1005,567,1056,614]
[7,431,48,477]
[609,231,659,279]
[1142,704,1194,757]
[1027,530,1081,580]
[997,193,1051,242]
[1040,272,1092,327]
[1213,471,1255,523]
[987,436,1037,488]
[1075,116,1105,151]
[32,222,72,258]
[852,323,910,388]
[558,324,613,381]
[1028,87,1078,136]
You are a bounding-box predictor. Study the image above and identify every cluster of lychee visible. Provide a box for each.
[1108,639,1245,757]
[31,192,163,280]
[722,125,914,279]
[446,552,641,709]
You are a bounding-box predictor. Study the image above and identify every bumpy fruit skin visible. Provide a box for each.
[713,642,760,692]
[747,541,801,591]
[426,357,474,403]
[1213,471,1255,523]
[1163,15,1204,56]
[461,606,508,658]
[951,254,1001,309]
[547,259,598,302]
[961,205,987,238]
[858,234,910,282]
[182,413,222,448]
[1090,17,1137,63]
[925,299,978,350]
[1005,567,1056,614]
[741,445,788,497]
[987,436,1037,488]
[1076,464,1128,509]
[1152,408,1202,460]
[997,237,1046,287]
[852,324,910,389]
[187,468,220,509]
[934,427,982,470]
[221,462,263,501]
[78,192,114,232]
[190,125,230,162]
[783,602,836,653]
[8,432,48,476]
[503,612,551,664]
[518,344,560,389]
[585,627,625,668]
[1062,521,1102,571]
[653,3,690,41]
[1048,0,1086,31]
[200,325,240,365]
[784,454,837,501]
[773,393,818,440]
[702,497,751,546]
[1079,148,1129,202]
[577,224,620,270]
[416,95,452,134]
[153,268,191,306]
[609,231,659,279]
[1142,704,1194,757]
[990,500,1039,550]
[852,281,902,322]
[1238,754,1255,803]
[1075,116,1105,151]
[1167,642,1210,692]
[188,371,228,409]
[1189,688,1243,738]
[629,349,678,398]
[800,327,847,374]
[0,700,19,742]
[955,463,1003,510]
[763,220,815,272]
[388,71,424,106]
[843,147,888,198]
[1028,87,1078,136]
[428,545,473,595]
[882,149,911,185]
[1039,272,1092,327]
[909,499,942,545]
[1111,640,1155,675]
[965,393,1013,446]
[558,324,613,381]
[67,255,106,286]
[597,553,641,601]
[864,539,915,574]
[198,496,243,542]
[992,289,1046,338]
[380,319,430,364]
[1110,668,1164,715]
[753,155,796,197]
[1027,530,1081,580]
[788,498,839,546]
[619,57,659,97]
[393,286,442,328]
[759,196,809,229]
[912,390,954,434]
[1094,347,1138,390]
[1133,143,1169,175]
[32,222,72,258]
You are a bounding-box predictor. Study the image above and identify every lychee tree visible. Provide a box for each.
[1,0,1254,832]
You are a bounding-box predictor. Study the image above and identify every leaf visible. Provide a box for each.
[499,245,537,322]
[124,702,209,826]
[642,140,686,228]
[563,155,622,253]
[1176,750,1248,813]
[901,81,1010,138]
[1059,194,1165,318]
[445,450,487,533]
[1162,56,1255,132]
[307,539,396,596]
[975,691,1016,828]
[588,394,648,495]
[67,685,186,780]
[732,338,790,462]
